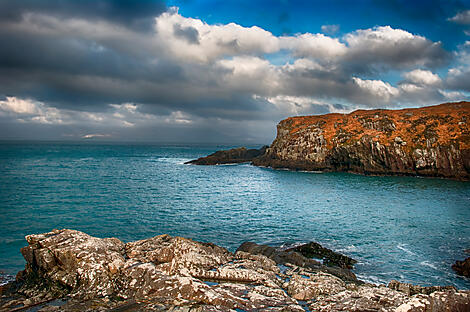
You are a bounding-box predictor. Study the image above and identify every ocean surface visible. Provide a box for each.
[0,142,469,289]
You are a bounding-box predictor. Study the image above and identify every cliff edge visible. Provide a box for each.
[253,102,470,180]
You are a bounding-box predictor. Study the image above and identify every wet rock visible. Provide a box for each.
[236,241,358,282]
[283,271,347,300]
[186,146,268,165]
[309,284,410,311]
[2,229,469,312]
[388,280,456,296]
[452,257,470,277]
[285,241,357,269]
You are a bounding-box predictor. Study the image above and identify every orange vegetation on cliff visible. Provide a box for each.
[282,102,470,152]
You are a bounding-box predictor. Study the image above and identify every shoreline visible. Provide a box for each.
[1,229,469,311]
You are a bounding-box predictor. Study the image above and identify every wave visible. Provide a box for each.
[337,244,358,253]
[355,273,386,285]
[420,261,438,270]
[0,273,15,286]
[154,158,191,165]
[397,243,416,256]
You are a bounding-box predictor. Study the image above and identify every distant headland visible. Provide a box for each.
[188,102,470,180]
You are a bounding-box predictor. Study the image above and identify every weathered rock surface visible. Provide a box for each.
[1,229,469,312]
[453,257,470,277]
[252,102,470,180]
[186,146,268,165]
[236,242,358,282]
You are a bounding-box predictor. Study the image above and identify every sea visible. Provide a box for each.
[0,142,469,289]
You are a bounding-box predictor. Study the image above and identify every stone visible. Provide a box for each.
[285,241,357,269]
[452,256,470,277]
[1,229,469,312]
[236,241,358,282]
[186,146,268,165]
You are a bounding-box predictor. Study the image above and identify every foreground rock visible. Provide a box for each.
[253,102,470,180]
[1,229,469,311]
[453,257,470,277]
[186,146,268,165]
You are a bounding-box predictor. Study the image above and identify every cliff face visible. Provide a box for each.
[253,102,470,180]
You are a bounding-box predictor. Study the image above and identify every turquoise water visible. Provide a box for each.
[0,142,469,289]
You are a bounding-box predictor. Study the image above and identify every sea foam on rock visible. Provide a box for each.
[1,229,469,311]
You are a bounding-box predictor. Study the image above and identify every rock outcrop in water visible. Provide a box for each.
[186,146,268,165]
[453,257,470,278]
[253,102,470,180]
[1,229,469,311]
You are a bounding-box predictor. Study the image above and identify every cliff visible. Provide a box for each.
[253,102,470,180]
[1,230,469,311]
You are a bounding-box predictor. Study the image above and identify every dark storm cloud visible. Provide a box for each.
[0,0,166,31]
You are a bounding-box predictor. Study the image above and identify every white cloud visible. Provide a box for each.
[0,97,64,124]
[217,56,280,93]
[344,26,445,68]
[353,77,399,101]
[281,33,347,60]
[448,10,470,24]
[0,96,41,114]
[403,69,441,85]
[155,9,280,63]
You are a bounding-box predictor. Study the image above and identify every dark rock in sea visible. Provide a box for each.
[452,257,470,277]
[185,146,268,165]
[252,102,470,180]
[285,242,357,269]
[236,241,358,282]
[1,229,469,311]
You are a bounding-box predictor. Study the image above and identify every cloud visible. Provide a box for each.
[321,24,340,35]
[403,69,441,86]
[155,9,280,63]
[281,33,347,59]
[448,10,470,25]
[0,3,465,143]
[352,77,399,102]
[0,0,166,31]
[343,26,448,70]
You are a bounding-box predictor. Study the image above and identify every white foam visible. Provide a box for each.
[355,274,385,285]
[155,157,191,164]
[397,243,416,256]
[420,261,438,270]
[337,244,358,253]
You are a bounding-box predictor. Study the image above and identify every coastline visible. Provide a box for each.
[1,229,469,311]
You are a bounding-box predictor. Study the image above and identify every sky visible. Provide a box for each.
[1,0,470,144]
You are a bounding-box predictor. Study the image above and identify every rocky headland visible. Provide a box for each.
[186,146,268,165]
[189,102,470,180]
[1,229,469,311]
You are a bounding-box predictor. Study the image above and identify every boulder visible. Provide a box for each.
[1,229,469,312]
[285,241,357,269]
[452,257,470,277]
